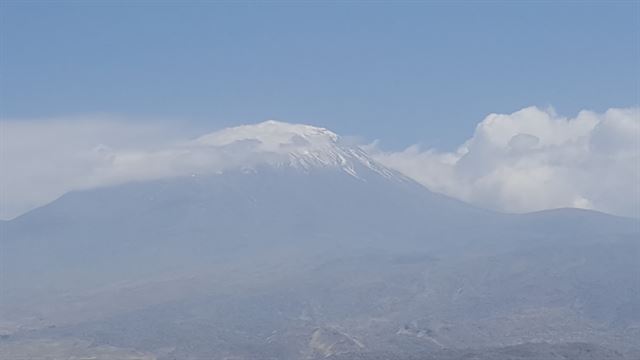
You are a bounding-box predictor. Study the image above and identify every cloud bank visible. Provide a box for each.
[371,106,640,218]
[0,117,184,219]
[0,118,350,219]
[1,106,638,219]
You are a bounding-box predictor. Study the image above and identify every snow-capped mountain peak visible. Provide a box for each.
[194,120,394,178]
[197,120,339,150]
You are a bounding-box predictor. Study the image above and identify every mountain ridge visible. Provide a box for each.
[1,122,639,360]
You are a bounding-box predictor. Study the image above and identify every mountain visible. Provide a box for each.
[1,121,639,359]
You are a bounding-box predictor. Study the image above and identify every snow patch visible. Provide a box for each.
[195,120,397,179]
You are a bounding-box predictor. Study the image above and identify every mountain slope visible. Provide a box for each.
[1,121,639,359]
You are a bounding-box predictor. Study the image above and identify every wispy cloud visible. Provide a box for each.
[0,118,341,219]
[0,116,183,219]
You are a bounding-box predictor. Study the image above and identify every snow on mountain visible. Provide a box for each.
[35,121,405,215]
[197,120,341,149]
[192,120,395,179]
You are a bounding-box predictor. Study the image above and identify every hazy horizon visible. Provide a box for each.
[1,2,639,360]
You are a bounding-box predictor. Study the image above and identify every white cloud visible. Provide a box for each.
[0,118,343,219]
[371,106,640,218]
[1,107,638,220]
[0,116,184,219]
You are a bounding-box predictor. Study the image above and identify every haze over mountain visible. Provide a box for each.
[3,107,639,221]
[1,121,639,359]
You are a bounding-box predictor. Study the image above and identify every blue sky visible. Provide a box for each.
[1,1,638,149]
